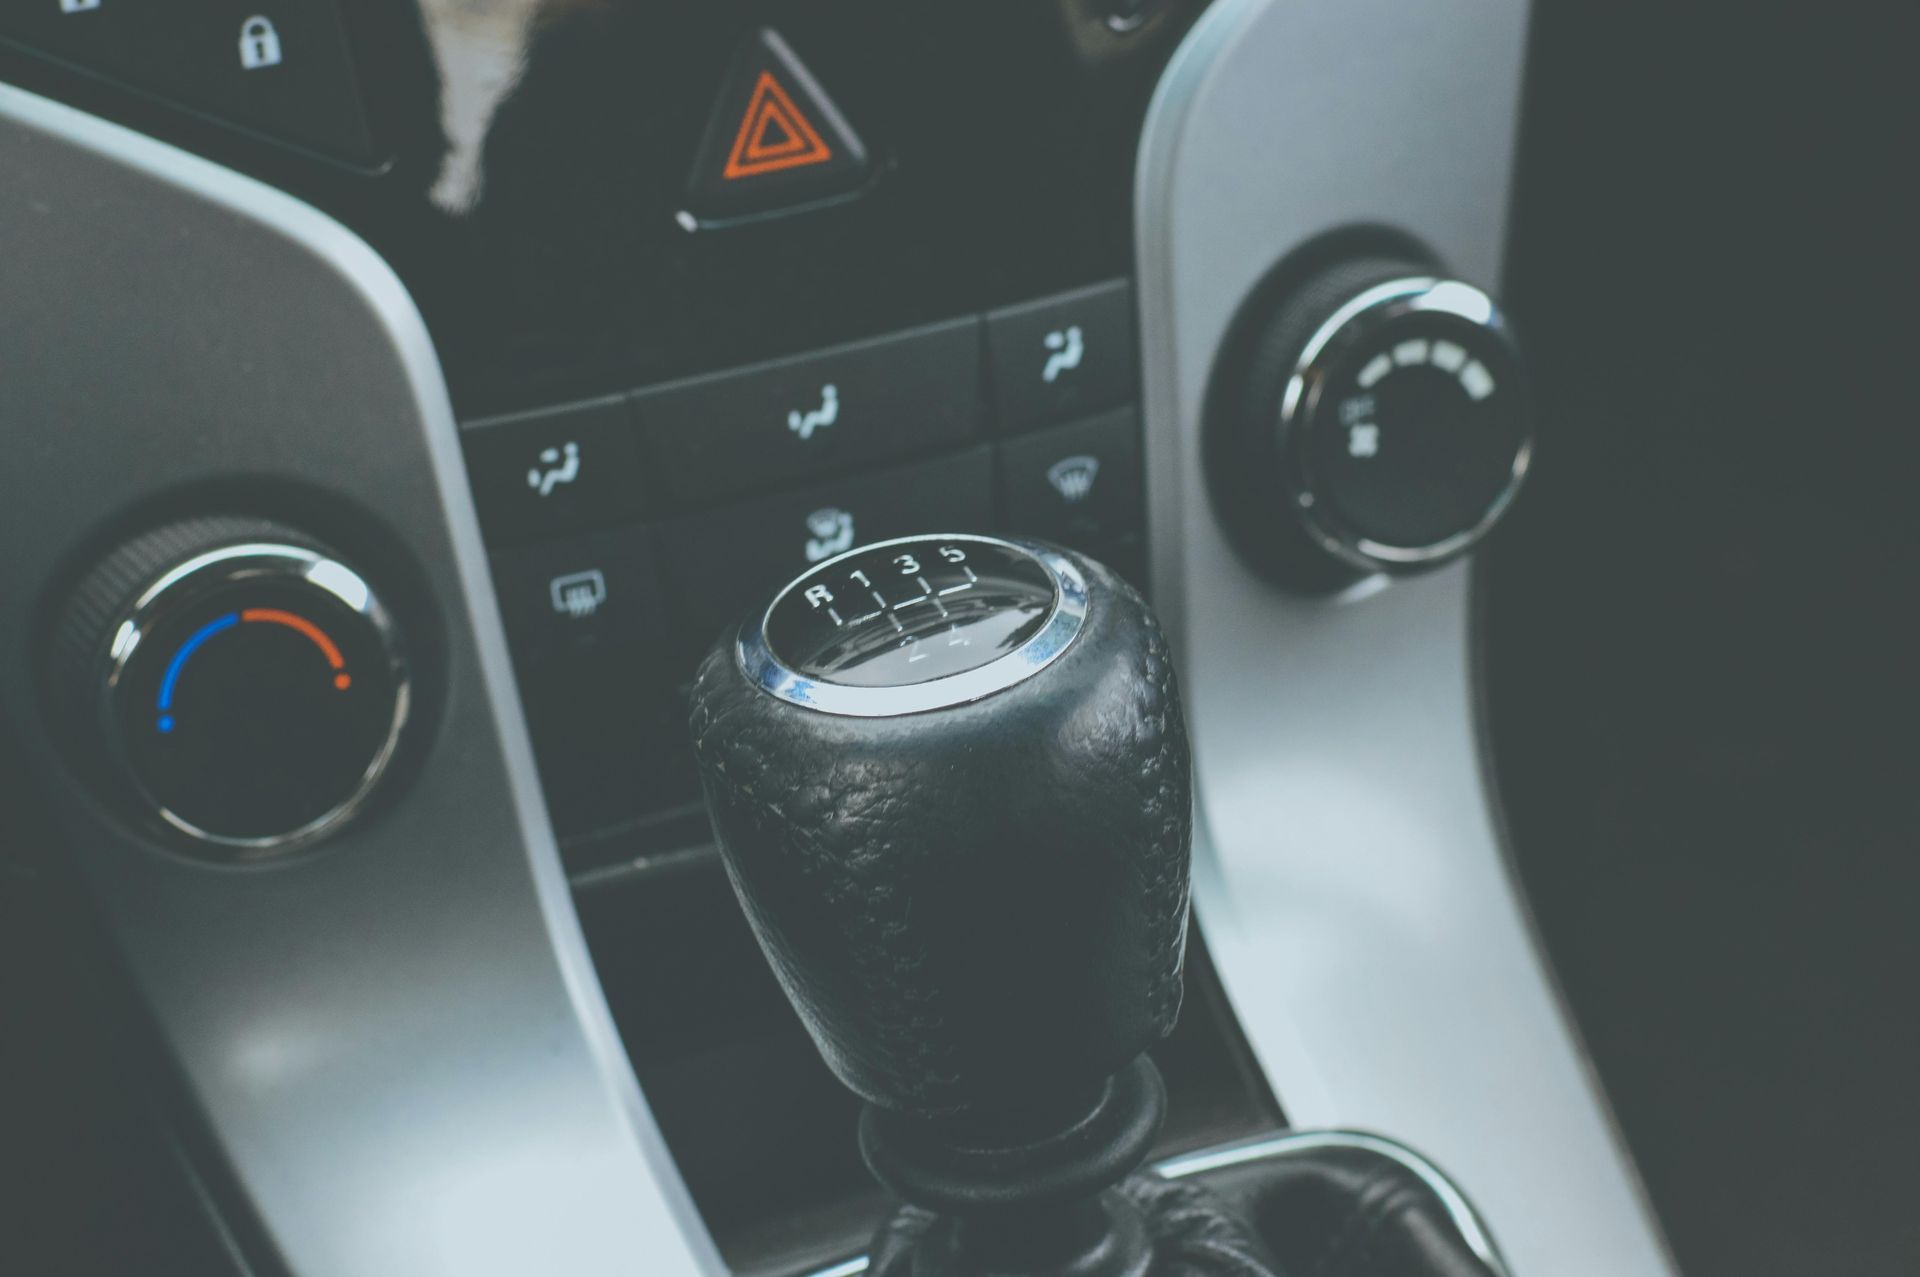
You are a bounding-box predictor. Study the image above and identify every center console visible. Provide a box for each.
[0,1,1677,1275]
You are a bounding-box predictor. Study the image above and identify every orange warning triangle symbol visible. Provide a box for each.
[722,71,834,180]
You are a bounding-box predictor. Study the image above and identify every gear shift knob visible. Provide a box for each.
[689,534,1193,1132]
[690,536,1494,1277]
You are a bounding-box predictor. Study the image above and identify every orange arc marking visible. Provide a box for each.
[722,71,833,180]
[241,608,347,671]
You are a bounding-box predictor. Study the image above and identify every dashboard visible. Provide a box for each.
[2,2,1911,1276]
[3,0,1201,864]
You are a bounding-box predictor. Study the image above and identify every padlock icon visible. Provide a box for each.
[238,16,283,70]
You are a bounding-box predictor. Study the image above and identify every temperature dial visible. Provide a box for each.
[1210,257,1534,590]
[55,519,409,854]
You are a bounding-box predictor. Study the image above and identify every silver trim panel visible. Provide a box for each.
[1134,2,1676,1275]
[0,86,720,1275]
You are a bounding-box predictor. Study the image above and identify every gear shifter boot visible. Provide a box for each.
[1197,1142,1501,1277]
[872,1174,1281,1277]
[864,1140,1504,1277]
[866,1143,1503,1277]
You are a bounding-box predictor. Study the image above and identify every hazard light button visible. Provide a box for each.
[682,28,872,228]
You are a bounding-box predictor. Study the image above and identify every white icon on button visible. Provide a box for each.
[1042,326,1084,384]
[549,570,607,620]
[60,0,103,14]
[1045,455,1101,504]
[1338,395,1380,458]
[788,384,840,441]
[239,15,284,69]
[804,507,855,563]
[527,441,581,497]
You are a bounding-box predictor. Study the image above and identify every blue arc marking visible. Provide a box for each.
[156,612,240,727]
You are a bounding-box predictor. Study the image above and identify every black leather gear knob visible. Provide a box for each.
[688,534,1192,1125]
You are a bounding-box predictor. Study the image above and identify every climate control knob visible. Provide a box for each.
[1210,258,1534,590]
[54,518,410,855]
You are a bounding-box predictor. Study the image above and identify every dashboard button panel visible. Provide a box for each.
[997,407,1144,573]
[468,282,1141,850]
[490,525,669,671]
[173,1,372,162]
[634,316,983,507]
[986,280,1137,434]
[0,1,143,86]
[490,525,687,834]
[465,396,649,546]
[0,0,373,163]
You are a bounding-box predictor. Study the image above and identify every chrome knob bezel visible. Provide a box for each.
[1277,276,1534,575]
[99,542,411,858]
